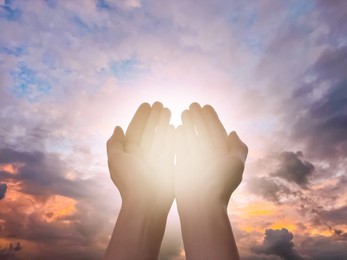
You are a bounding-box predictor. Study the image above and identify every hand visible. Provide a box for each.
[174,103,248,260]
[107,102,175,212]
[105,102,175,260]
[175,103,248,207]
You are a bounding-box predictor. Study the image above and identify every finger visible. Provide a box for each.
[125,103,151,146]
[151,108,171,156]
[163,124,175,163]
[107,126,125,155]
[175,125,188,164]
[202,105,228,151]
[228,131,248,163]
[141,102,163,153]
[182,110,200,156]
[189,103,214,153]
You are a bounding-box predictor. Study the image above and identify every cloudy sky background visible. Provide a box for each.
[0,0,346,259]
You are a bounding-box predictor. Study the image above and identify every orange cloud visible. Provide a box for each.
[237,201,278,218]
[43,195,76,222]
[2,180,76,223]
[269,220,297,232]
[0,163,23,175]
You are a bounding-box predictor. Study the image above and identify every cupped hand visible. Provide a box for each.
[107,102,175,213]
[175,103,248,207]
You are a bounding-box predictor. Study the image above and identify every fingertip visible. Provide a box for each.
[181,109,190,121]
[202,104,217,118]
[182,109,189,115]
[113,126,125,140]
[107,126,125,153]
[189,102,201,110]
[152,101,163,109]
[162,107,171,118]
[139,102,151,110]
[114,125,123,133]
[229,131,237,138]
[134,103,151,118]
[228,131,238,143]
[202,104,213,111]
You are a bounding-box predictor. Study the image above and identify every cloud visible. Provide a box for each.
[0,242,22,259]
[0,0,346,259]
[298,235,347,260]
[320,205,347,226]
[248,0,347,163]
[247,177,292,204]
[0,145,118,258]
[294,84,347,158]
[0,183,7,199]
[252,228,303,260]
[0,147,88,199]
[271,151,314,188]
[334,229,347,241]
[247,151,315,203]
[289,47,347,161]
[0,197,109,259]
[315,0,347,43]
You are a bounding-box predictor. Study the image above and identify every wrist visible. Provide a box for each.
[105,198,170,260]
[176,196,227,219]
[175,187,228,211]
[121,196,171,220]
[175,197,239,260]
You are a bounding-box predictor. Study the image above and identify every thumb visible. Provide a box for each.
[228,131,248,163]
[107,126,125,155]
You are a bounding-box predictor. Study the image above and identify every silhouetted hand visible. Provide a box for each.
[175,103,248,260]
[105,102,175,260]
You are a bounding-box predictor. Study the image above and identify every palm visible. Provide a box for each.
[176,153,244,205]
[107,102,175,212]
[175,103,247,206]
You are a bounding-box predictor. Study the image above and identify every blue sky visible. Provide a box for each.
[1,0,347,259]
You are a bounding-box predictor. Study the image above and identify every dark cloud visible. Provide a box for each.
[0,242,22,259]
[334,229,347,241]
[246,151,315,204]
[320,205,347,226]
[247,177,292,204]
[271,151,314,188]
[315,0,347,43]
[0,183,7,200]
[315,174,347,201]
[0,146,118,259]
[253,0,347,163]
[290,46,347,160]
[0,147,97,200]
[299,235,347,260]
[252,228,303,260]
[0,200,107,259]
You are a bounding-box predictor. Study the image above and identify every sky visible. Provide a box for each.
[0,0,347,259]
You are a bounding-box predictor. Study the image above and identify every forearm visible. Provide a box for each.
[104,200,169,260]
[177,199,239,260]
